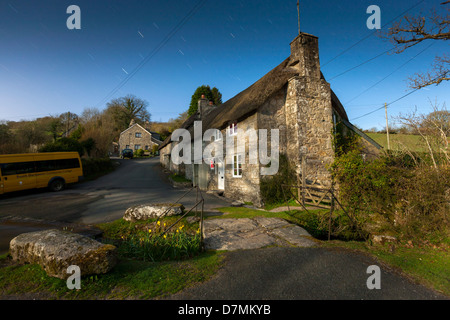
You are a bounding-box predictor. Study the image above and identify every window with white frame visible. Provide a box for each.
[228,122,238,136]
[214,129,222,141]
[134,144,141,150]
[232,154,243,178]
[135,132,142,138]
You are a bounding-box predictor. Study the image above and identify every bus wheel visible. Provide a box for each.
[49,179,65,192]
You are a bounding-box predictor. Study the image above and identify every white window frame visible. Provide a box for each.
[134,144,141,150]
[228,122,238,136]
[214,129,222,141]
[135,132,142,138]
[232,154,243,178]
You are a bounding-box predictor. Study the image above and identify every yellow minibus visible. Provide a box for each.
[0,152,83,194]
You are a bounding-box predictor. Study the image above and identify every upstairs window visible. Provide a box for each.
[214,130,222,141]
[135,132,142,138]
[228,122,238,136]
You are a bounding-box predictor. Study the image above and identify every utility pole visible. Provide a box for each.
[66,111,70,137]
[385,103,390,150]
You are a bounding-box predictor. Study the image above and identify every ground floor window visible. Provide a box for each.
[134,145,141,150]
[232,154,243,178]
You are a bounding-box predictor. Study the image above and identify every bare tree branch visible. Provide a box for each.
[380,2,449,89]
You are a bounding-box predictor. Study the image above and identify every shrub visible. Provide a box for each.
[260,154,296,205]
[39,137,84,156]
[331,142,450,242]
[135,149,145,157]
[81,158,115,177]
[394,166,450,240]
[170,174,191,183]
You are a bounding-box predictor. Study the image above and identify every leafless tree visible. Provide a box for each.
[396,100,449,169]
[382,1,449,89]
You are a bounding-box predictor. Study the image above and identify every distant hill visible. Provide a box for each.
[366,133,428,152]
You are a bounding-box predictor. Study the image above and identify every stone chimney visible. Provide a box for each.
[289,32,321,79]
[197,94,215,119]
[129,119,136,127]
[285,32,335,188]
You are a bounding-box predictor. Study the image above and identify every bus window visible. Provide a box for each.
[0,162,36,193]
[36,158,80,172]
[0,162,35,176]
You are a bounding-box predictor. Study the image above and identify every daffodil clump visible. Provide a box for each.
[114,220,202,262]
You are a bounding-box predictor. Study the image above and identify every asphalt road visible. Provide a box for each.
[170,247,448,300]
[0,157,230,254]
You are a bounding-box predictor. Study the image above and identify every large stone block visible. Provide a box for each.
[123,203,184,222]
[9,229,117,279]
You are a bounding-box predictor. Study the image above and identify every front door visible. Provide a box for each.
[218,162,225,190]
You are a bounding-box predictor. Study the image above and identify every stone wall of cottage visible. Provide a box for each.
[223,113,262,206]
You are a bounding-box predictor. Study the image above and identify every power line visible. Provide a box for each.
[327,47,394,81]
[345,42,435,105]
[350,74,441,122]
[322,0,425,68]
[93,0,208,109]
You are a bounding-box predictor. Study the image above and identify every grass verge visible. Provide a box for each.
[0,216,223,300]
[0,251,223,299]
[169,173,192,183]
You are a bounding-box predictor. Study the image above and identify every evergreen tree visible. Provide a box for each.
[188,85,222,116]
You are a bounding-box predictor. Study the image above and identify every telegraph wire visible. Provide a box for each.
[350,75,441,121]
[345,42,435,105]
[93,0,208,109]
[322,0,425,68]
[327,46,394,81]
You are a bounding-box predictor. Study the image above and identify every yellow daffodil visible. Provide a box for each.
[157,221,161,226]
[148,229,152,233]
[163,235,167,239]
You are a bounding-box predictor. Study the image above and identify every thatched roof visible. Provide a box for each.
[159,56,349,150]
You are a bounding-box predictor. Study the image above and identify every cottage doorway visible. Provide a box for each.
[218,162,225,190]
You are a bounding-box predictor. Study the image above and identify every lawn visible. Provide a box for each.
[0,251,223,299]
[366,133,427,152]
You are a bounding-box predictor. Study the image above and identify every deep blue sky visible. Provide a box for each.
[0,0,448,130]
